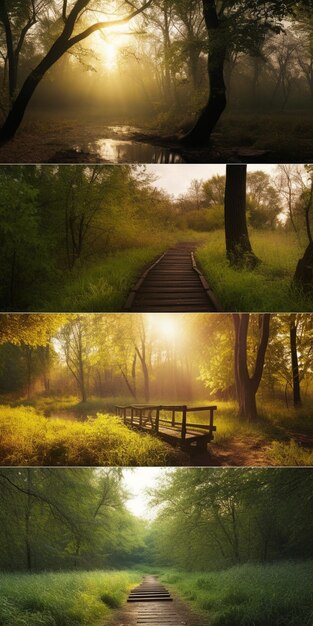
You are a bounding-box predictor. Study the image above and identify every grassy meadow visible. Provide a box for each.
[0,570,141,626]
[2,562,312,626]
[160,561,313,626]
[28,228,310,313]
[197,229,310,312]
[0,405,184,466]
[1,397,312,466]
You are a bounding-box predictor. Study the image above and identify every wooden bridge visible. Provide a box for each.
[124,242,220,312]
[115,403,217,450]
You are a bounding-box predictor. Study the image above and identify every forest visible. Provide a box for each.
[0,467,312,625]
[0,163,312,313]
[0,312,312,466]
[0,1,312,162]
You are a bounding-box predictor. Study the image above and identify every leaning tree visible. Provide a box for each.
[0,0,152,142]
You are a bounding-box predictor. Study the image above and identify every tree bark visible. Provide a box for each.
[233,314,270,422]
[179,0,227,147]
[0,2,17,98]
[224,164,259,268]
[293,242,313,292]
[289,316,302,407]
[25,469,33,572]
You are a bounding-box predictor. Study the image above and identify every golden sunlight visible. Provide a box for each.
[93,20,132,71]
[147,314,181,342]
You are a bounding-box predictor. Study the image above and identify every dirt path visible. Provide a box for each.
[107,575,206,626]
[189,435,274,466]
[125,243,219,312]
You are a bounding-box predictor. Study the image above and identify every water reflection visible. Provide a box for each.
[88,138,184,163]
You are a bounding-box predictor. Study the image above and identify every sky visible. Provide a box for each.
[122,468,173,520]
[145,164,277,197]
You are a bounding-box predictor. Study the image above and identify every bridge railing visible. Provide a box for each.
[115,404,217,440]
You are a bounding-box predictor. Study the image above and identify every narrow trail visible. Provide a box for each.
[107,575,206,626]
[125,243,219,312]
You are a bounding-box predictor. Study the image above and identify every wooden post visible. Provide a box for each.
[131,406,134,426]
[139,409,143,427]
[155,407,160,433]
[123,407,127,424]
[209,408,214,437]
[181,406,187,440]
[171,410,175,427]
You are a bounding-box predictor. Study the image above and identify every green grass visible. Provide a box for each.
[41,246,166,312]
[267,440,313,466]
[0,405,185,466]
[160,561,313,625]
[196,230,313,311]
[0,570,141,626]
[33,230,207,312]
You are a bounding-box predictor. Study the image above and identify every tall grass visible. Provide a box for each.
[0,570,141,626]
[196,230,312,311]
[41,246,166,312]
[0,406,184,466]
[161,561,313,625]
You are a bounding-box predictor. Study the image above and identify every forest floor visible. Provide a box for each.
[0,110,312,163]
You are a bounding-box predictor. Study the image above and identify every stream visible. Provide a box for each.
[72,125,184,163]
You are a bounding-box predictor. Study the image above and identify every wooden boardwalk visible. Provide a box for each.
[125,243,220,312]
[115,403,217,451]
[108,575,205,626]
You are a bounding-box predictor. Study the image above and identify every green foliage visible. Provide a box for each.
[0,570,141,626]
[176,206,224,232]
[149,468,313,570]
[0,405,183,466]
[160,562,313,626]
[197,230,312,311]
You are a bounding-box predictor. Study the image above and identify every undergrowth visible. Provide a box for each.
[161,561,313,625]
[0,570,141,626]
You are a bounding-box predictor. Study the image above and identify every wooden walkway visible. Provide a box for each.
[115,403,217,451]
[125,243,220,312]
[108,575,205,626]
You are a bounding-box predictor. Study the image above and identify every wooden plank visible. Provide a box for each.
[126,243,219,312]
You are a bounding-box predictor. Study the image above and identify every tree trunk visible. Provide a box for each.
[0,3,17,99]
[237,378,258,422]
[293,242,313,292]
[179,0,227,147]
[0,42,65,142]
[25,469,33,572]
[233,314,270,422]
[290,317,302,408]
[224,164,259,268]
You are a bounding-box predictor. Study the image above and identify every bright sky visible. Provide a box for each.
[146,164,277,197]
[122,468,173,520]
